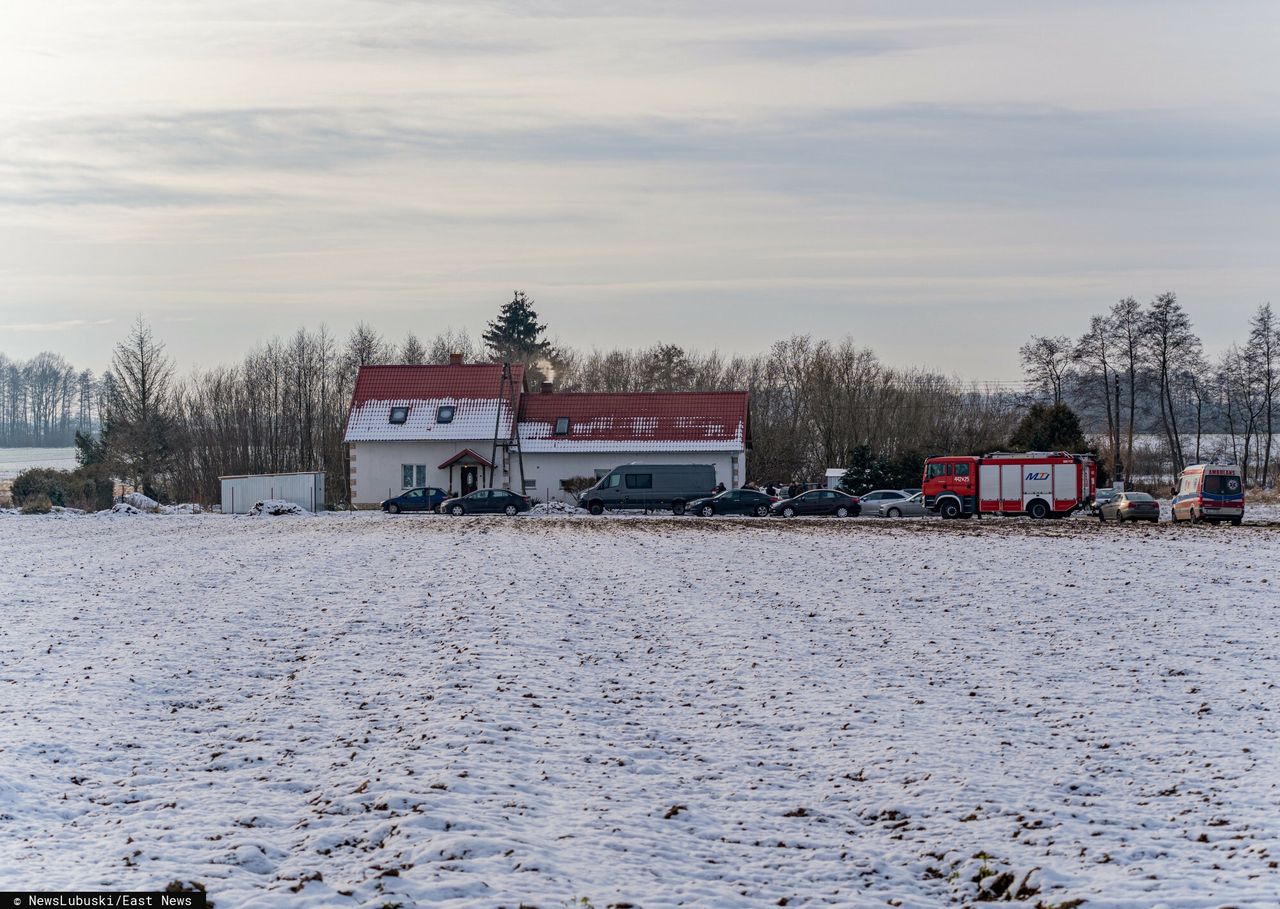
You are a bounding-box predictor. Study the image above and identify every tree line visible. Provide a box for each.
[10,289,1276,509]
[1020,293,1277,486]
[0,352,100,446]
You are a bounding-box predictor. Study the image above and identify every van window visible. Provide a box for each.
[625,473,653,489]
[604,474,622,488]
[1205,475,1241,495]
[1180,476,1197,495]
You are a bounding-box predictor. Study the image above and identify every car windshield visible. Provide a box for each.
[1124,492,1155,502]
[906,493,921,502]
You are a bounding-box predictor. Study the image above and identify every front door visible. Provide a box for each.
[461,465,479,495]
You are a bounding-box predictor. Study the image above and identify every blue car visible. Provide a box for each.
[381,487,447,514]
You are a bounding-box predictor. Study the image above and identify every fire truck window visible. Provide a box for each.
[953,463,970,476]
[927,464,946,479]
[944,464,953,475]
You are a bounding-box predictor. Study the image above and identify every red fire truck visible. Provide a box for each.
[922,451,1097,519]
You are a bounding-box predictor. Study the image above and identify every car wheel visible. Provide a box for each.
[1231,516,1242,526]
[1027,500,1049,520]
[836,506,849,518]
[672,501,686,516]
[587,500,604,516]
[449,504,465,516]
[754,504,769,517]
[1189,509,1200,525]
[1098,511,1105,522]
[887,507,901,518]
[939,500,961,520]
[782,506,796,518]
[388,503,400,514]
[504,504,518,516]
[699,505,714,517]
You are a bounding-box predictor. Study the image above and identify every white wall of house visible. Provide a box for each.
[521,450,744,503]
[350,439,513,504]
[352,440,748,505]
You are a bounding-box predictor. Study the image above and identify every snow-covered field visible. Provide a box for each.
[1,513,1277,908]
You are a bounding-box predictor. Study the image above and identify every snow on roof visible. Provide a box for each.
[518,391,748,453]
[343,364,523,442]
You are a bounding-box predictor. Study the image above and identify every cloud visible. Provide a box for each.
[0,319,115,332]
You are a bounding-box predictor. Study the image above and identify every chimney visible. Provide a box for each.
[449,352,463,366]
[540,381,553,395]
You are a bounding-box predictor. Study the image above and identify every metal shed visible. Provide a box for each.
[219,471,325,514]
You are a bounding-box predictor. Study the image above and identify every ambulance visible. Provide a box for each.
[1170,463,1244,525]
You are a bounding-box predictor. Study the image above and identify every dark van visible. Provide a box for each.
[578,464,717,515]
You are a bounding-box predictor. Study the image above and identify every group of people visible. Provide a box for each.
[711,481,812,499]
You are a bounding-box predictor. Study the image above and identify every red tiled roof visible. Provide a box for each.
[348,363,524,406]
[343,363,525,442]
[518,391,749,451]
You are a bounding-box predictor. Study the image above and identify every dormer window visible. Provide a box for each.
[388,406,408,425]
[553,416,570,435]
[437,405,455,424]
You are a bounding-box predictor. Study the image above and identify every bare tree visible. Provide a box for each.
[1144,292,1202,477]
[1018,335,1072,405]
[1109,297,1145,475]
[1246,304,1276,486]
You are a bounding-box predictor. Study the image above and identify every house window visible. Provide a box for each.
[402,464,426,488]
[388,406,408,424]
[624,473,653,489]
[553,416,570,435]
[437,405,455,424]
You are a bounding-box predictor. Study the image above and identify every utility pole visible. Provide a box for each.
[1113,373,1122,489]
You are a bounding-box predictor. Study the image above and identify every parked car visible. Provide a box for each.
[900,487,922,497]
[441,488,532,516]
[771,489,861,517]
[1098,491,1160,523]
[578,464,716,515]
[381,487,447,514]
[857,489,912,509]
[1090,487,1119,516]
[878,492,927,518]
[687,489,777,517]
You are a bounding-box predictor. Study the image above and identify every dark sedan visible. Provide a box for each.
[687,489,777,517]
[1090,487,1119,516]
[441,488,532,516]
[771,488,861,518]
[381,487,447,514]
[1098,491,1160,523]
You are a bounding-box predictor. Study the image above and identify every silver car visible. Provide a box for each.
[878,492,927,518]
[858,489,912,511]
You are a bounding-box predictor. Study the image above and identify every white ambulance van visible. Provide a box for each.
[1170,463,1244,525]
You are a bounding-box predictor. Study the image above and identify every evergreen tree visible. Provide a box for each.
[100,317,176,498]
[1008,402,1087,453]
[482,291,552,365]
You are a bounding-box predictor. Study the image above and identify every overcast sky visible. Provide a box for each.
[2,0,1278,378]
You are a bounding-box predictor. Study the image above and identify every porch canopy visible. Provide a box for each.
[438,448,495,493]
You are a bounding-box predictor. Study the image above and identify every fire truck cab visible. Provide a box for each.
[923,451,1096,520]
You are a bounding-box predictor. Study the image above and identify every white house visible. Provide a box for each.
[342,358,750,506]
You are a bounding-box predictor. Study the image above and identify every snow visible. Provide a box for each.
[528,501,585,516]
[248,499,309,516]
[1,515,1277,908]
